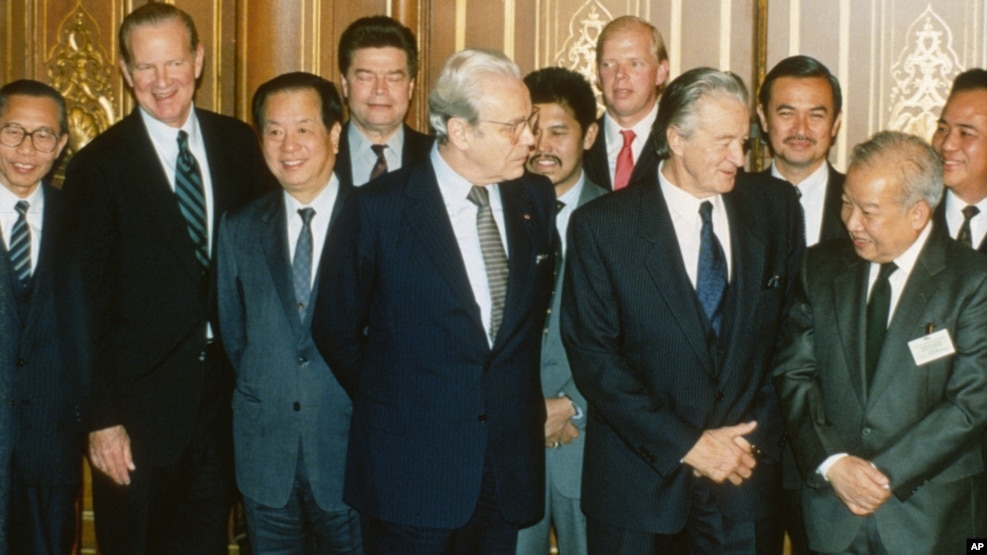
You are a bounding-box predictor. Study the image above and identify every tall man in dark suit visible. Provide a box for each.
[59,4,266,553]
[336,16,432,188]
[758,55,846,247]
[515,66,605,555]
[312,48,556,554]
[774,131,987,555]
[563,68,803,554]
[583,16,670,191]
[0,79,81,554]
[217,72,361,554]
[931,69,987,251]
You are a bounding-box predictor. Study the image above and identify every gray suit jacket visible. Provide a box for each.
[217,185,352,511]
[774,228,987,555]
[542,178,606,498]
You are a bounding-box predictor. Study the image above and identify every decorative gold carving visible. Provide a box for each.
[554,1,612,111]
[47,2,116,159]
[886,6,962,139]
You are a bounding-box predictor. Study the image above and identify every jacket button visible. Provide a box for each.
[297,356,308,365]
[477,413,487,423]
[293,402,301,412]
[861,427,872,437]
[15,358,25,368]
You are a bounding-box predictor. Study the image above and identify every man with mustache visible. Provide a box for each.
[931,69,987,251]
[515,66,606,555]
[757,55,845,248]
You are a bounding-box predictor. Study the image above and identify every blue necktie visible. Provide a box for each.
[697,201,727,337]
[175,131,209,271]
[8,200,31,286]
[292,208,315,319]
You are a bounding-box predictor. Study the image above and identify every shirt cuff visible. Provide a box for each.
[817,453,849,481]
[559,393,584,421]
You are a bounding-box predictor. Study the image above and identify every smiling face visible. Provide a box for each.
[341,46,414,141]
[120,17,204,128]
[662,94,749,198]
[597,23,669,128]
[0,95,68,197]
[931,88,987,204]
[757,76,841,183]
[261,89,341,204]
[526,101,597,195]
[842,161,928,263]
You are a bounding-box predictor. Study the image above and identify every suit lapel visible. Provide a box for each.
[403,162,484,330]
[20,183,58,338]
[259,193,302,334]
[493,179,536,348]
[819,164,847,243]
[832,252,868,404]
[718,190,766,368]
[305,179,352,330]
[335,123,355,188]
[586,119,612,190]
[639,184,716,372]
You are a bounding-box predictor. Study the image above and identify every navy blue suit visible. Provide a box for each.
[311,159,556,537]
[1,183,82,554]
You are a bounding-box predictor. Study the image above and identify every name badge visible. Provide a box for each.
[908,328,955,366]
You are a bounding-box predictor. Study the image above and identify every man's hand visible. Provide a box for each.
[683,421,758,485]
[544,396,576,445]
[547,421,580,448]
[827,456,891,515]
[89,425,136,486]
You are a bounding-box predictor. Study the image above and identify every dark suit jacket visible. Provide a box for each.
[758,162,846,245]
[541,178,606,499]
[562,172,803,533]
[773,229,987,554]
[311,159,557,528]
[582,115,659,191]
[1,184,84,487]
[334,122,433,188]
[217,184,352,511]
[933,194,987,253]
[59,108,265,465]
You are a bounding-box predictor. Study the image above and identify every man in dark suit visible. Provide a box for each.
[59,4,265,553]
[336,16,432,188]
[583,16,669,191]
[774,130,987,555]
[312,48,556,554]
[0,79,82,554]
[756,54,846,555]
[217,72,361,554]
[931,69,987,251]
[563,68,803,554]
[515,67,605,555]
[757,55,846,247]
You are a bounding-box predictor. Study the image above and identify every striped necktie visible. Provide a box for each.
[175,130,209,271]
[467,185,509,342]
[369,144,388,181]
[8,200,31,286]
[292,207,315,319]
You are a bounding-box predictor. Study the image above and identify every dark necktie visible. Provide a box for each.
[865,262,897,390]
[613,129,635,190]
[175,131,209,271]
[554,200,566,278]
[467,186,509,342]
[697,201,728,337]
[8,200,31,286]
[292,208,316,319]
[369,144,388,182]
[957,205,980,248]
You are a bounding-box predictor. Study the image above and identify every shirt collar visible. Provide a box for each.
[604,103,658,148]
[431,144,502,215]
[0,181,44,213]
[283,173,339,215]
[348,121,405,155]
[882,221,933,278]
[139,105,200,147]
[657,160,724,217]
[557,171,585,208]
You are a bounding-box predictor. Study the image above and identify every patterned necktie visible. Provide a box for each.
[467,186,509,342]
[613,129,636,190]
[865,262,897,390]
[957,205,980,248]
[292,208,316,319]
[697,201,728,337]
[8,200,31,286]
[369,144,388,182]
[175,131,209,271]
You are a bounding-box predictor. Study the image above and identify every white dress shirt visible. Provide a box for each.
[604,103,658,186]
[943,189,987,249]
[0,183,44,274]
[658,162,733,285]
[284,174,340,288]
[349,123,406,187]
[772,160,830,247]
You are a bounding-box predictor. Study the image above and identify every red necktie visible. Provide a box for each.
[613,129,636,190]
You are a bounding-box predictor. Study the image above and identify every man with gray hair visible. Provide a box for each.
[774,130,987,555]
[312,48,556,554]
[563,67,802,554]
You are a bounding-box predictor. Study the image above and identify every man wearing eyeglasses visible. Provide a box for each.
[0,79,81,554]
[311,48,556,554]
[335,16,432,188]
